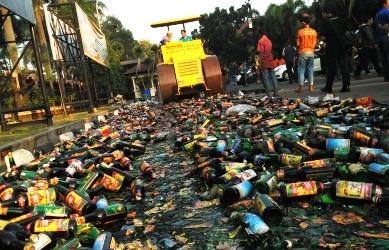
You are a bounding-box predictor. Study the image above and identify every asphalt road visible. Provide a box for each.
[235,73,389,105]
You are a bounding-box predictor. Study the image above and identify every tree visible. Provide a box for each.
[199,3,259,66]
[101,16,135,60]
[263,0,307,57]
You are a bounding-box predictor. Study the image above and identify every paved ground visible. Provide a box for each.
[231,73,389,105]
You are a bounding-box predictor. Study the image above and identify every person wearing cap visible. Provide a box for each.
[160,31,173,46]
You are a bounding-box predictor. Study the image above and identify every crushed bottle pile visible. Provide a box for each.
[1,93,389,249]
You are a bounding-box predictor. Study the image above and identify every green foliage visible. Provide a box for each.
[102,16,135,60]
[199,3,259,66]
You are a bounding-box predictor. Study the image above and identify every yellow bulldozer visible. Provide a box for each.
[151,16,224,104]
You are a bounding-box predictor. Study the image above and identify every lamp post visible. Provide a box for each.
[89,0,101,29]
[95,0,101,29]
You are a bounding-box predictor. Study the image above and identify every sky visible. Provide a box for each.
[102,0,288,43]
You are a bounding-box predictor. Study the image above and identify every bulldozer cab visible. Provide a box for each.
[151,16,223,104]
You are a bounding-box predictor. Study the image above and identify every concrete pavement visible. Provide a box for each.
[234,73,389,105]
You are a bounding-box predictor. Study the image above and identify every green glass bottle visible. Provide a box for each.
[253,192,283,226]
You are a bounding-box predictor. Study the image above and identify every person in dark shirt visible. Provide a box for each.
[354,14,383,79]
[319,4,351,93]
[282,40,298,84]
[375,0,389,82]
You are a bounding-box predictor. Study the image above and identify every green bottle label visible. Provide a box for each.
[105,203,125,217]
[20,170,39,180]
[34,205,67,217]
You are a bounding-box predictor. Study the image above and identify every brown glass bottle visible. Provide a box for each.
[139,161,157,179]
[56,185,96,215]
[27,218,77,239]
[75,203,127,226]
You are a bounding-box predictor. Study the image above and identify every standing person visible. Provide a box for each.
[228,61,239,96]
[375,0,389,82]
[319,4,351,93]
[282,40,298,84]
[239,62,248,86]
[257,28,278,97]
[354,15,383,80]
[179,29,192,42]
[295,14,317,92]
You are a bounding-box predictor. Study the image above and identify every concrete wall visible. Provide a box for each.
[0,109,113,169]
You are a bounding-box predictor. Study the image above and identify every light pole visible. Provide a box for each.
[89,0,101,29]
[95,0,101,29]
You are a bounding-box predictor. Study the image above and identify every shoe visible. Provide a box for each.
[366,71,372,75]
[340,85,350,92]
[295,85,304,93]
[377,73,383,77]
[309,85,314,91]
[320,87,332,93]
[353,75,362,80]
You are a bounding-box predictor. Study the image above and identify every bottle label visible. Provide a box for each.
[225,162,247,172]
[101,174,123,192]
[235,169,257,182]
[221,169,241,182]
[255,196,267,216]
[182,140,197,152]
[294,142,315,156]
[266,176,278,192]
[111,171,125,182]
[334,147,350,161]
[359,147,383,162]
[26,188,57,207]
[368,163,389,174]
[216,140,227,151]
[242,213,270,235]
[20,170,39,180]
[193,133,206,140]
[34,205,68,217]
[351,130,371,146]
[284,181,319,197]
[336,181,381,200]
[33,218,70,232]
[234,181,253,199]
[34,233,53,250]
[326,139,350,150]
[280,154,303,166]
[34,179,49,190]
[303,159,331,168]
[93,233,116,250]
[347,164,366,175]
[0,186,13,201]
[105,203,125,217]
[66,191,88,214]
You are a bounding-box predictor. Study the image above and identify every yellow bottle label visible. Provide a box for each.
[182,140,197,152]
[66,191,88,214]
[351,131,371,145]
[193,133,206,140]
[34,180,49,190]
[26,188,56,207]
[101,174,122,192]
[336,181,380,200]
[33,218,70,232]
[284,181,318,197]
[281,154,303,166]
[0,186,13,201]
